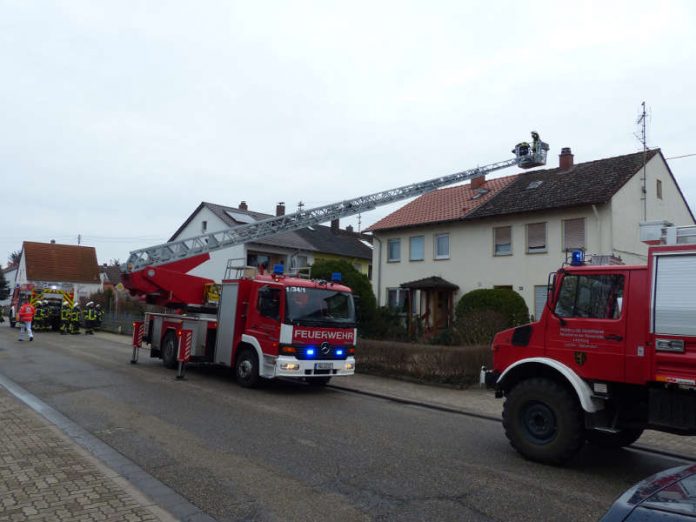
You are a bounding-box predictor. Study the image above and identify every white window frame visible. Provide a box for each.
[526,222,547,254]
[434,233,450,260]
[387,287,408,313]
[409,235,425,262]
[494,226,512,256]
[387,239,401,263]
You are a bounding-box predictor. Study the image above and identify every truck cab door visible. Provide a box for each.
[246,285,283,354]
[545,271,628,382]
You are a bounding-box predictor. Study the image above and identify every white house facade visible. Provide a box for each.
[368,148,694,325]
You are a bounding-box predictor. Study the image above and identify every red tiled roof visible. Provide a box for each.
[23,242,100,284]
[366,175,518,232]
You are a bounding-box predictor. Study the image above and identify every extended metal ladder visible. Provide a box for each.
[125,134,548,272]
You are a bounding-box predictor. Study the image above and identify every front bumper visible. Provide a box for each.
[273,356,356,378]
[479,366,500,389]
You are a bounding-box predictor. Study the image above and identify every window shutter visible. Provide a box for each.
[527,223,546,249]
[564,218,585,250]
[495,227,511,245]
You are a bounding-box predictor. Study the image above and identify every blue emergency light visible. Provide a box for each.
[331,272,342,282]
[306,347,316,357]
[570,250,584,266]
[336,349,344,356]
[273,264,284,275]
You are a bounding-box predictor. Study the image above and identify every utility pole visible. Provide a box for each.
[636,101,648,221]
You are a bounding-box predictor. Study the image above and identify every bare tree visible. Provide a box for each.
[8,250,21,268]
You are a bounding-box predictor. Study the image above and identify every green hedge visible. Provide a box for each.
[356,339,491,387]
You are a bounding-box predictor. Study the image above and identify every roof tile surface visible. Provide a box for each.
[23,242,100,283]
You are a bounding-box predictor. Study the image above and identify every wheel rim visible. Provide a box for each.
[238,358,253,380]
[521,401,557,444]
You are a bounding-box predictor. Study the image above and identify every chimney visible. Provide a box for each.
[346,225,354,233]
[331,219,339,232]
[471,175,486,190]
[559,147,574,170]
[239,201,248,210]
[50,239,56,244]
[276,202,285,216]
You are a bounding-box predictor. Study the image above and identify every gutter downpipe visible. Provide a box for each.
[373,236,382,306]
[591,205,602,252]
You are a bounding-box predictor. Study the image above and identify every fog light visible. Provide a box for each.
[281,363,300,371]
[345,362,354,370]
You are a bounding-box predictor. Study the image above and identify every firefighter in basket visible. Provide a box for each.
[70,303,81,335]
[83,302,97,335]
[60,302,71,335]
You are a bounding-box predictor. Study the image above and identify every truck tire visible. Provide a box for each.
[503,378,584,465]
[585,428,644,448]
[162,332,178,369]
[235,348,260,388]
[306,376,331,387]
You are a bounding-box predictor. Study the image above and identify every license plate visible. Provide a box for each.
[314,362,333,370]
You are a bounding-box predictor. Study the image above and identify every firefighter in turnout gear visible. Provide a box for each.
[84,302,97,335]
[95,304,104,330]
[60,302,71,334]
[70,303,81,335]
[33,301,46,331]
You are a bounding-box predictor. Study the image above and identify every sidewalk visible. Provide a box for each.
[0,386,172,521]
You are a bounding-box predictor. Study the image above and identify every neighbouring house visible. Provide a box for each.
[168,201,373,281]
[100,264,123,291]
[367,147,695,330]
[11,241,102,301]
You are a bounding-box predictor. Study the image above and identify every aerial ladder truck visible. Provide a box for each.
[124,132,549,387]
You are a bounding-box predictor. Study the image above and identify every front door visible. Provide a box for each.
[246,284,283,355]
[545,270,628,382]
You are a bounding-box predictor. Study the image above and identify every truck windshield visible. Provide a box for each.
[555,274,624,319]
[285,287,355,326]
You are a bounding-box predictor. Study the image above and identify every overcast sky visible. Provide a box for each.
[2,0,695,267]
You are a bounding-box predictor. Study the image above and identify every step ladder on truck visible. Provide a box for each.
[124,132,550,387]
[482,220,696,464]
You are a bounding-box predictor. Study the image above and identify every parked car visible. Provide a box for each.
[601,463,696,521]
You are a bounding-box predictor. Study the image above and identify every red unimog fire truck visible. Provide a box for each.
[482,221,696,464]
[124,132,549,387]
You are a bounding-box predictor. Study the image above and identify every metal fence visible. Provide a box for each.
[100,311,140,336]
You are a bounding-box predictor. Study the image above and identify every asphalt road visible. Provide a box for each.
[0,324,687,521]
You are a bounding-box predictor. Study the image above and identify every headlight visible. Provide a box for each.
[280,362,300,371]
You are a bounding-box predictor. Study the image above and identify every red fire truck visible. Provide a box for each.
[482,221,696,464]
[124,132,549,387]
[126,257,357,387]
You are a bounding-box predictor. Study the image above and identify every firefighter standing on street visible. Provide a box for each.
[95,304,104,330]
[60,302,71,335]
[17,301,36,342]
[70,303,81,335]
[84,302,97,335]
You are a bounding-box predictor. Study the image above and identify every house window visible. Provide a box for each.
[563,218,585,251]
[435,233,449,260]
[657,179,663,199]
[387,239,401,262]
[387,288,408,313]
[526,222,547,254]
[201,220,207,233]
[410,236,424,261]
[494,226,512,256]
